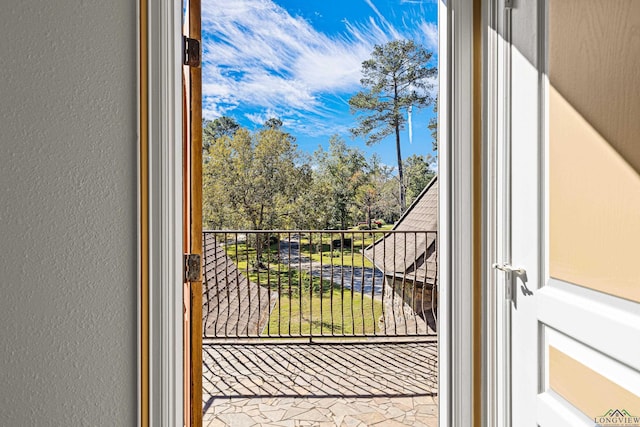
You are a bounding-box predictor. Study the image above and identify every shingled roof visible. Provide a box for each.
[364,175,438,285]
[202,233,273,337]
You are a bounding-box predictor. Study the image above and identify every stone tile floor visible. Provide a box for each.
[203,341,438,426]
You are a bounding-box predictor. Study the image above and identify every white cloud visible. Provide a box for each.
[400,0,437,4]
[420,22,439,53]
[201,0,437,136]
[363,0,403,39]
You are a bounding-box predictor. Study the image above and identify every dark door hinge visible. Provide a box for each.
[183,36,201,67]
[184,253,202,282]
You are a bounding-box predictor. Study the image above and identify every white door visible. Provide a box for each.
[498,0,640,425]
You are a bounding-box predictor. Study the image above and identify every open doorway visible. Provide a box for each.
[196,1,440,425]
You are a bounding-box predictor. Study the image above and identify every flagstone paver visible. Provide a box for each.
[203,341,438,426]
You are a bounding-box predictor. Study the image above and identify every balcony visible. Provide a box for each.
[202,230,438,426]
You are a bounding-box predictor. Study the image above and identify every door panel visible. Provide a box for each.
[546,331,640,419]
[547,0,640,301]
[183,0,203,425]
[505,0,640,425]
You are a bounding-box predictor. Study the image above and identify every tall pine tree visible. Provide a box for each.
[349,40,436,211]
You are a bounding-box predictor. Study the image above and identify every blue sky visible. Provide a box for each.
[201,0,438,164]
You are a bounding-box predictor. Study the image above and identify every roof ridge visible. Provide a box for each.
[392,174,438,230]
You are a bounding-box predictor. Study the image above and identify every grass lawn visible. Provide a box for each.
[297,228,391,268]
[222,239,384,336]
[223,230,390,271]
[265,286,383,336]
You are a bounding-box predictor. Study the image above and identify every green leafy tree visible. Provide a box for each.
[263,117,284,130]
[404,154,436,206]
[203,129,246,228]
[378,178,402,223]
[288,160,332,229]
[349,39,436,212]
[428,95,438,151]
[202,116,240,152]
[353,155,393,228]
[314,136,368,230]
[202,122,302,231]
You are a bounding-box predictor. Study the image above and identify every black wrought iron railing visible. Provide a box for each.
[202,230,437,339]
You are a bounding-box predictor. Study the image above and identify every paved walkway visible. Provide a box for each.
[279,239,385,295]
[203,341,438,426]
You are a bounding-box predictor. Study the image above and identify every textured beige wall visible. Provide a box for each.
[549,0,640,302]
[0,0,137,424]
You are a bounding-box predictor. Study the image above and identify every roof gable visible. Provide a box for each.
[364,175,438,284]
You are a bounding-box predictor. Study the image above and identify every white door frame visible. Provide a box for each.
[139,0,184,425]
[484,0,508,424]
[438,0,477,425]
[140,0,479,425]
[485,0,533,423]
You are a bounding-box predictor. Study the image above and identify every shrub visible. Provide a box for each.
[268,235,279,245]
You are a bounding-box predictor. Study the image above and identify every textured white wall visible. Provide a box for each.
[0,0,137,424]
